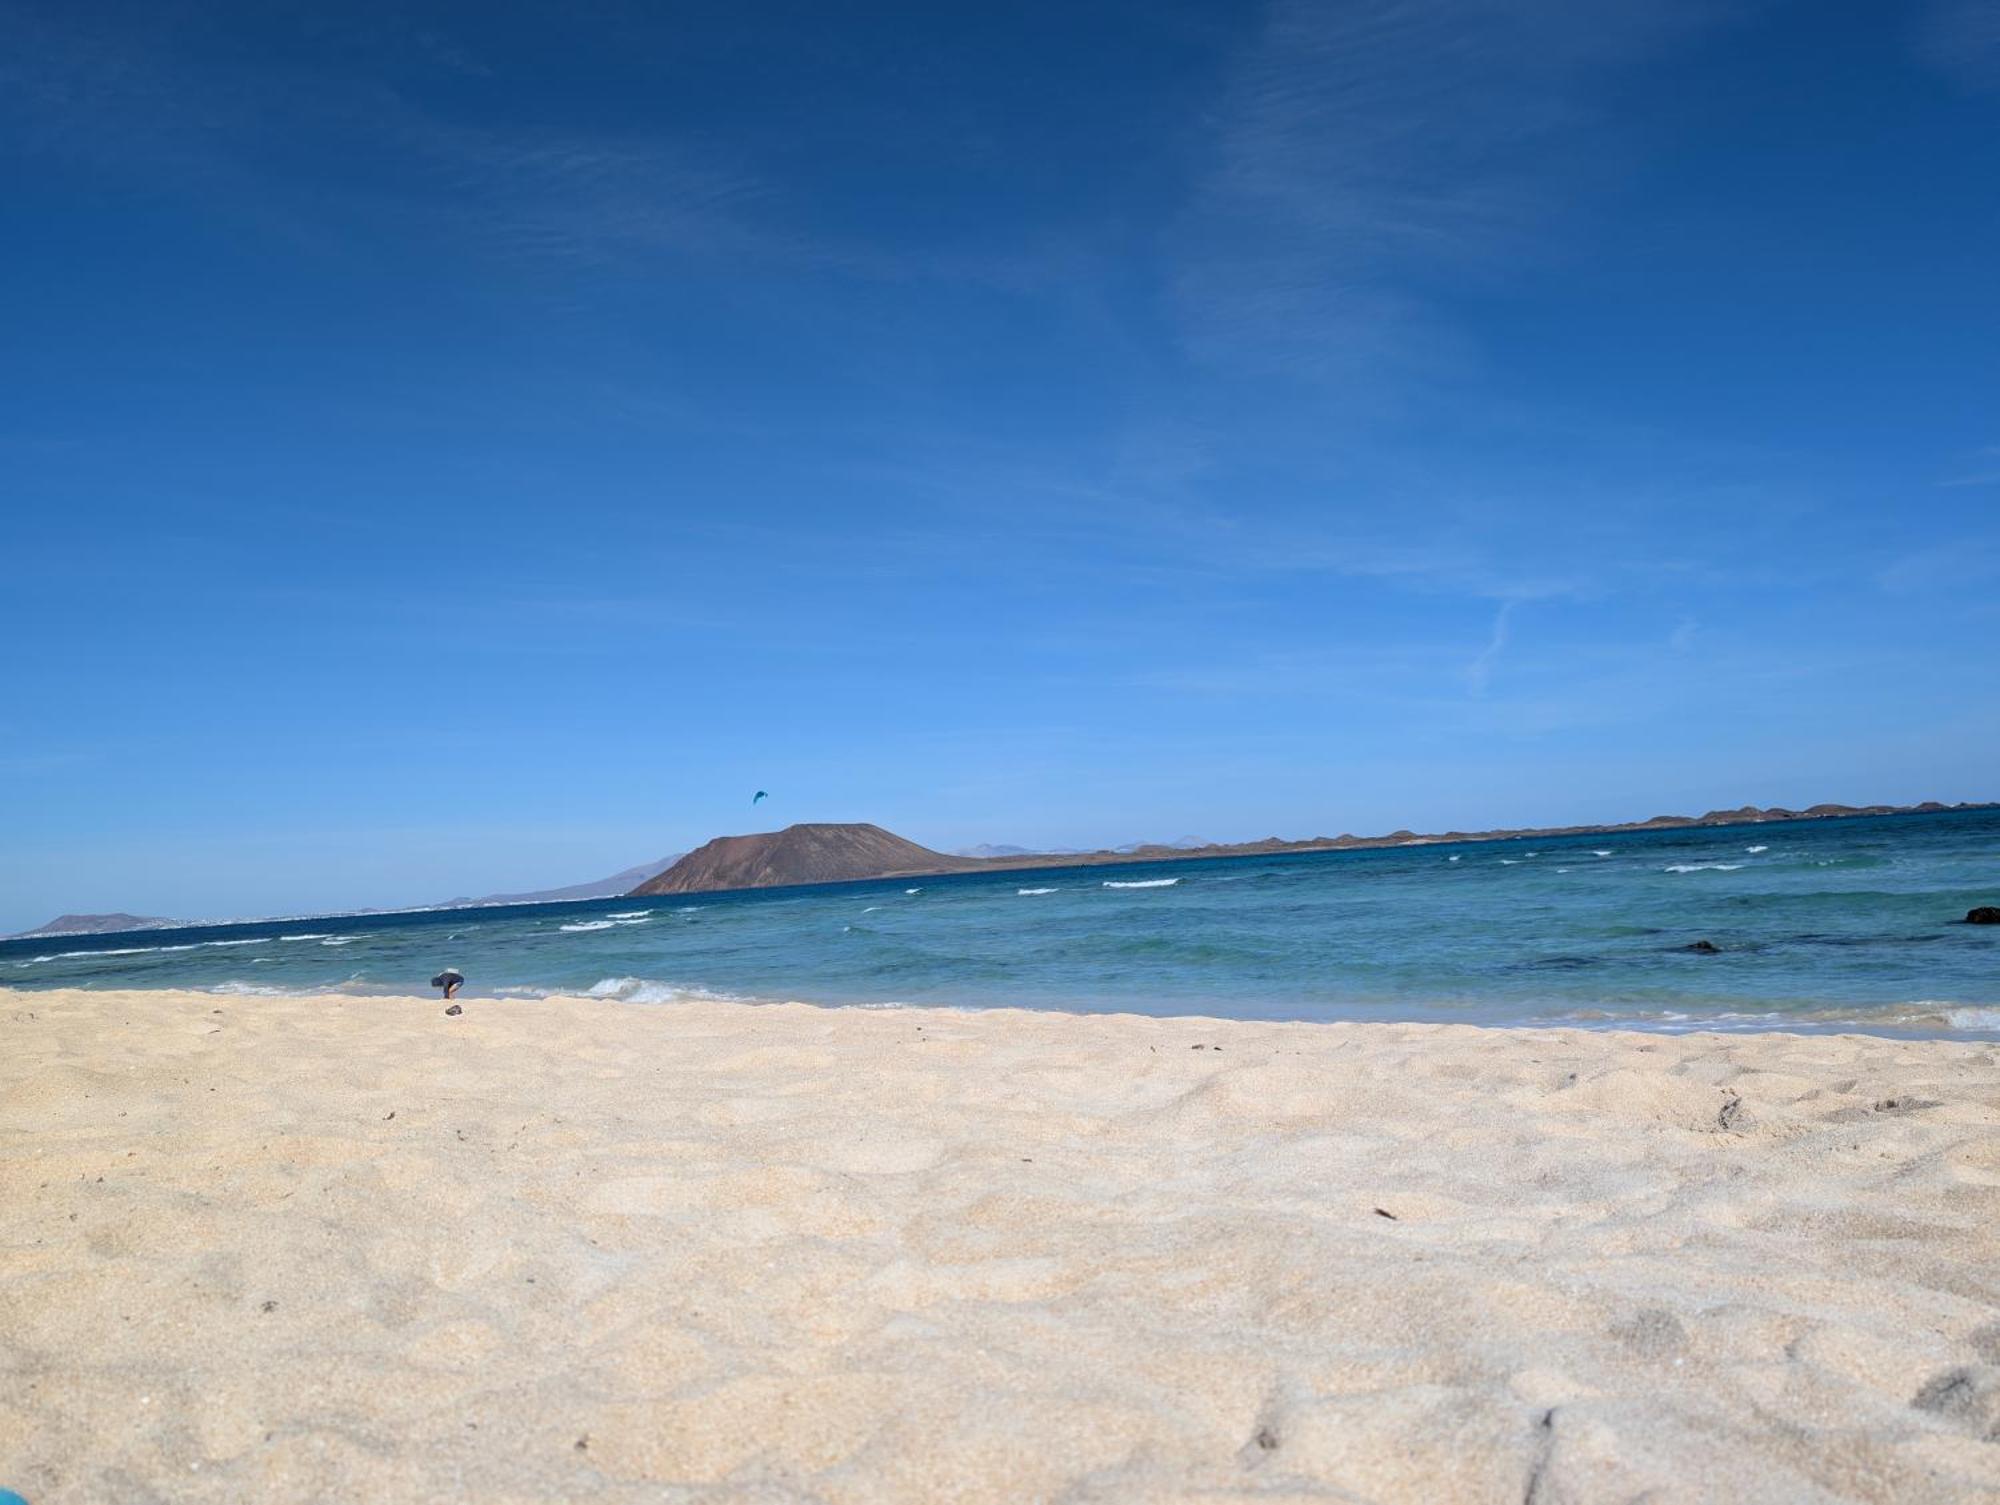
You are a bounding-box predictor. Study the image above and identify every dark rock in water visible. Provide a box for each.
[1684,939,1721,954]
[444,1003,463,1016]
[1514,954,1602,971]
[1966,907,2000,925]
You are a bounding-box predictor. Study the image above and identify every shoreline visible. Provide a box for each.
[5,987,1999,1501]
[7,981,2000,1043]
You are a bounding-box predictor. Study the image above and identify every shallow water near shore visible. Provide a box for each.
[6,809,1997,1036]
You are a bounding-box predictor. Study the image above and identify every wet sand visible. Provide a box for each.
[3,987,1998,1502]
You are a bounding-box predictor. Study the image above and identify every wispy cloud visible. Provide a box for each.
[0,748,96,777]
[1132,642,1462,698]
[1914,0,2000,87]
[1938,446,2000,487]
[0,6,923,299]
[0,5,1097,299]
[1167,0,1736,387]
[1466,600,1517,695]
[1878,539,2000,594]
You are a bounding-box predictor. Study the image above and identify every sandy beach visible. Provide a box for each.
[2,989,1998,1503]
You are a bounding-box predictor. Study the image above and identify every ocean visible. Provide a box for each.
[6,809,1997,1036]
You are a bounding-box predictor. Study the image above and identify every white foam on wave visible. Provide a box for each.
[586,976,751,1005]
[1746,845,1769,853]
[17,934,293,965]
[1663,862,1744,873]
[1499,859,1521,866]
[605,911,651,920]
[905,887,923,894]
[1447,854,1461,862]
[319,937,355,946]
[1103,878,1179,889]
[860,906,883,913]
[280,933,335,942]
[1593,850,1612,858]
[23,943,204,963]
[1946,1007,2000,1030]
[208,981,292,997]
[559,920,617,933]
[1017,887,1058,896]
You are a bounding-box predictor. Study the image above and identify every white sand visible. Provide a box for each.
[3,987,1998,1503]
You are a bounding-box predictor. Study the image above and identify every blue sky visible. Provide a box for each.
[3,0,1997,929]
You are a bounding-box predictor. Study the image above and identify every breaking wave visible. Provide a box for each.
[14,940,237,964]
[1017,887,1057,896]
[1663,863,1744,873]
[584,976,752,1004]
[1103,878,1179,889]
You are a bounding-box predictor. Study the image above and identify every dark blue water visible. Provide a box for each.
[6,810,1997,1035]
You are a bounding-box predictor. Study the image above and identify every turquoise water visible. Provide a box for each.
[5,810,1997,1036]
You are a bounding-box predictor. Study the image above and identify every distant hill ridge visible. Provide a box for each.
[628,802,1993,898]
[433,855,683,909]
[11,913,175,939]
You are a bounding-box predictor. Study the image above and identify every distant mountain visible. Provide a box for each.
[1113,835,1209,854]
[10,913,175,939]
[632,824,984,896]
[435,856,683,909]
[955,843,1086,858]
